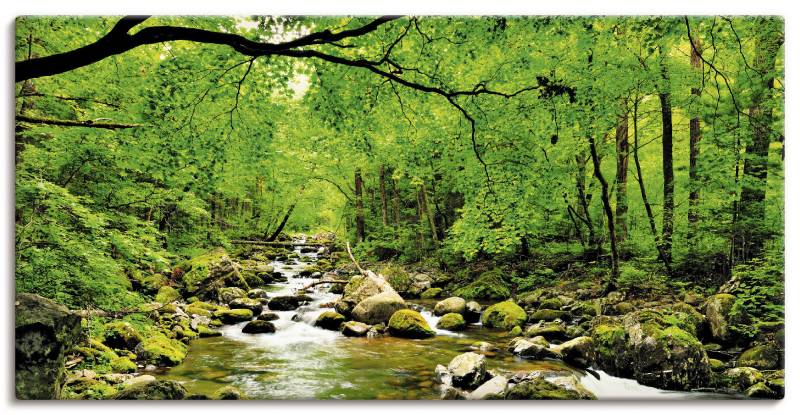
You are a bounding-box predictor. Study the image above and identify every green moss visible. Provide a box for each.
[529,309,568,322]
[315,311,346,330]
[135,332,187,366]
[591,323,626,361]
[508,325,522,336]
[420,287,443,299]
[189,301,219,311]
[388,309,435,338]
[62,378,119,400]
[110,356,137,373]
[214,308,253,323]
[657,326,702,346]
[155,286,180,304]
[184,305,212,317]
[180,248,228,293]
[737,344,780,369]
[437,313,467,331]
[504,379,595,400]
[454,269,511,300]
[539,297,563,310]
[102,321,144,351]
[380,263,411,292]
[481,300,527,330]
[213,385,244,400]
[196,324,222,337]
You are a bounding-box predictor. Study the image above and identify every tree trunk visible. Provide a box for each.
[735,18,782,262]
[614,102,629,245]
[575,154,599,255]
[688,37,702,244]
[266,204,295,241]
[379,165,388,227]
[588,135,618,290]
[420,181,439,243]
[391,176,401,229]
[659,54,674,265]
[354,168,365,243]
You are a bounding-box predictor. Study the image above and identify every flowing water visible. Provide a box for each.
[155,245,734,400]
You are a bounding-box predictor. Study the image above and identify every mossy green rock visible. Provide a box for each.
[745,382,779,399]
[737,343,780,370]
[454,269,511,300]
[388,309,435,338]
[420,287,443,299]
[481,300,527,330]
[115,379,187,400]
[508,325,522,336]
[539,297,563,310]
[314,311,346,331]
[155,286,181,304]
[529,309,568,322]
[196,324,222,338]
[110,356,138,373]
[214,308,253,323]
[704,293,737,343]
[437,313,467,331]
[62,377,119,400]
[134,333,187,366]
[15,293,82,399]
[433,297,466,316]
[102,321,144,351]
[180,248,246,294]
[213,385,244,400]
[184,305,212,317]
[504,377,596,400]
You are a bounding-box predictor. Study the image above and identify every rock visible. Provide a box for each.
[242,320,276,334]
[737,343,780,370]
[334,272,397,316]
[247,288,269,299]
[480,300,527,330]
[454,269,511,300]
[407,273,434,297]
[568,300,601,318]
[190,315,211,331]
[134,333,188,366]
[213,385,244,400]
[468,375,508,399]
[229,297,264,314]
[433,297,466,316]
[180,248,246,295]
[351,291,406,324]
[464,301,482,323]
[218,287,247,304]
[589,309,711,391]
[441,386,467,400]
[612,302,635,315]
[115,379,187,400]
[155,286,181,304]
[539,297,563,310]
[722,367,763,390]
[447,352,487,389]
[435,364,452,386]
[709,358,726,372]
[257,312,280,321]
[110,357,137,373]
[528,309,568,322]
[508,325,522,336]
[15,293,82,399]
[122,375,156,387]
[388,309,436,339]
[268,295,303,311]
[745,382,779,399]
[214,308,253,323]
[342,321,371,337]
[437,313,467,331]
[62,377,118,400]
[470,341,495,352]
[605,291,625,305]
[420,287,443,299]
[314,311,346,330]
[704,293,737,343]
[101,373,134,385]
[102,321,144,351]
[509,337,560,360]
[196,325,222,338]
[504,374,596,400]
[524,321,567,341]
[550,336,592,367]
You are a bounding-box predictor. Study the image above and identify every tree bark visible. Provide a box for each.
[420,181,439,243]
[588,135,619,290]
[391,176,401,228]
[354,168,366,243]
[614,102,629,245]
[659,53,674,265]
[379,165,388,226]
[735,18,783,262]
[575,154,598,255]
[266,204,295,241]
[687,37,702,243]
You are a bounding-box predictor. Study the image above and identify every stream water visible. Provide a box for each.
[155,245,734,400]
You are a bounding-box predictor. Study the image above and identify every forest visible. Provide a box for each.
[15,16,784,400]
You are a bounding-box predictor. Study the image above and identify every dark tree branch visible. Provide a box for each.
[16,114,141,129]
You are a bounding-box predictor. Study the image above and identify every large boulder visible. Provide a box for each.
[15,293,82,399]
[102,321,144,351]
[454,269,511,300]
[134,333,188,366]
[437,313,467,331]
[218,287,247,304]
[388,309,435,339]
[433,297,466,316]
[447,352,487,389]
[550,336,593,368]
[115,379,187,400]
[508,337,560,360]
[468,375,508,400]
[589,308,711,391]
[704,293,737,343]
[351,291,406,325]
[504,372,595,400]
[464,301,482,323]
[341,321,371,337]
[213,308,253,323]
[229,297,263,314]
[334,272,396,316]
[268,295,303,311]
[155,286,181,304]
[242,320,276,334]
[481,300,527,330]
[180,248,247,295]
[737,343,781,370]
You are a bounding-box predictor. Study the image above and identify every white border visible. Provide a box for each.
[2,1,797,414]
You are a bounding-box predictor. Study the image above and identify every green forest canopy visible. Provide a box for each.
[15,16,783,312]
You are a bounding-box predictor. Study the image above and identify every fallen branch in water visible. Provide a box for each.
[299,279,350,291]
[346,242,366,275]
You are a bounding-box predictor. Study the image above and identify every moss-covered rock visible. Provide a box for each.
[504,377,595,400]
[745,382,780,399]
[314,311,346,331]
[437,313,467,331]
[709,358,726,372]
[180,248,246,295]
[229,297,264,314]
[388,309,435,338]
[138,273,169,294]
[341,321,371,337]
[528,309,568,322]
[508,325,522,336]
[196,324,222,338]
[721,367,763,390]
[214,308,253,323]
[15,293,82,399]
[62,377,119,400]
[115,379,187,400]
[218,287,247,303]
[481,300,527,330]
[550,336,593,368]
[110,356,138,373]
[242,320,276,334]
[524,321,567,341]
[737,343,780,370]
[102,321,144,351]
[351,291,406,324]
[704,293,737,343]
[134,333,188,366]
[539,297,563,310]
[420,287,443,299]
[334,272,396,316]
[155,286,181,304]
[213,385,244,400]
[184,305,212,317]
[454,269,511,300]
[380,263,412,293]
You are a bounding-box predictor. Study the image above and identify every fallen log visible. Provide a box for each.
[299,279,350,291]
[230,239,333,247]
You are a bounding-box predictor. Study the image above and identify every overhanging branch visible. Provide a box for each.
[16,114,141,129]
